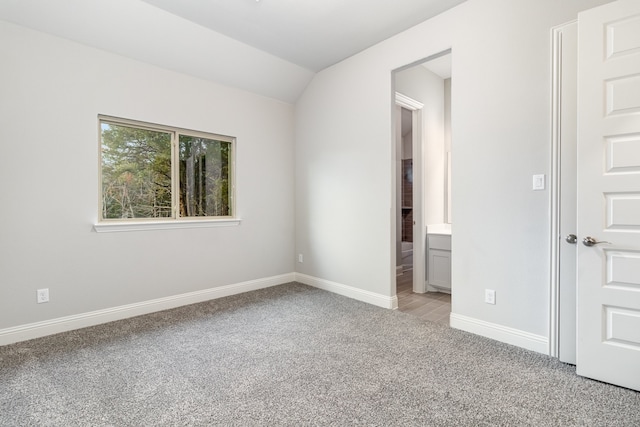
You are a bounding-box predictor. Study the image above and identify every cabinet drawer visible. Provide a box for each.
[428,235,451,251]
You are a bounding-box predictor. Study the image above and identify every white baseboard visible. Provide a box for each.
[0,273,295,346]
[450,313,548,355]
[295,273,398,309]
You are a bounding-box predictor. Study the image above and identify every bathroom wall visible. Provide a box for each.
[444,78,452,223]
[395,65,446,226]
[444,78,452,153]
[401,157,413,242]
[401,108,413,242]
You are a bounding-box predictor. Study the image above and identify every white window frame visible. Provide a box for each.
[94,115,240,233]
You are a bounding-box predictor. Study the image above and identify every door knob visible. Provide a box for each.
[565,234,577,244]
[582,236,611,247]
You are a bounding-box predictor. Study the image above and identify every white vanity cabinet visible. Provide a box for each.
[427,233,451,292]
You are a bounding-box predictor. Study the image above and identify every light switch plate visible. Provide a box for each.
[532,174,545,190]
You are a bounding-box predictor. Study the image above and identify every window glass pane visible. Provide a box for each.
[179,135,231,217]
[101,123,172,219]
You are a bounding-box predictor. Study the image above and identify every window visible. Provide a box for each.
[98,116,235,228]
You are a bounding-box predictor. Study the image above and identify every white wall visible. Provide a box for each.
[0,21,295,331]
[444,78,452,153]
[295,63,394,296]
[295,0,614,342]
[396,65,446,226]
[444,79,452,223]
[401,107,413,160]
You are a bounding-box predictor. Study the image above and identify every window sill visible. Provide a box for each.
[93,218,242,233]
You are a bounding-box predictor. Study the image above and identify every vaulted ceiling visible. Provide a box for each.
[0,0,466,102]
[140,0,466,71]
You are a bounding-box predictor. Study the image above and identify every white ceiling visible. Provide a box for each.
[140,0,466,71]
[422,54,452,79]
[0,0,465,102]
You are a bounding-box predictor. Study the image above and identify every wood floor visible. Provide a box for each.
[396,269,451,324]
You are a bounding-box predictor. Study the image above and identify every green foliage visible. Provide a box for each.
[179,135,231,217]
[101,123,172,219]
[101,122,232,220]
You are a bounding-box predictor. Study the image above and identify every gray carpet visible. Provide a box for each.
[1,283,639,426]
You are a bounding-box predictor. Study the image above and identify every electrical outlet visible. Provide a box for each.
[298,253,304,263]
[37,288,49,304]
[484,289,496,305]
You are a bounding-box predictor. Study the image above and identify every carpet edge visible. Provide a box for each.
[295,272,398,309]
[450,312,549,355]
[0,273,295,346]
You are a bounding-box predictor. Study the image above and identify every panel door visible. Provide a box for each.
[576,0,640,391]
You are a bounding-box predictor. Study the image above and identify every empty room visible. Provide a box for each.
[1,0,639,425]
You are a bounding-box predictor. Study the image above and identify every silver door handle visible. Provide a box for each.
[582,236,611,247]
[565,234,577,244]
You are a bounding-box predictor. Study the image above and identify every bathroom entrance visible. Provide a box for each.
[393,50,452,324]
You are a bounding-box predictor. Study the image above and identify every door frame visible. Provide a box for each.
[395,92,426,294]
[550,21,577,359]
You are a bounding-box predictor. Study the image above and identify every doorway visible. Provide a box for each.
[393,50,452,323]
[394,93,425,297]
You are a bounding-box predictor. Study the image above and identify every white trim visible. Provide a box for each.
[395,92,424,111]
[94,218,241,233]
[450,313,548,354]
[412,107,426,294]
[549,24,564,359]
[549,20,577,359]
[295,273,398,310]
[98,114,237,228]
[0,273,294,346]
[98,115,235,142]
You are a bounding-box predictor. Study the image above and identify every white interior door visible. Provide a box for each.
[577,0,640,391]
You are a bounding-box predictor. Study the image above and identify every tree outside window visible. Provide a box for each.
[100,117,234,221]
